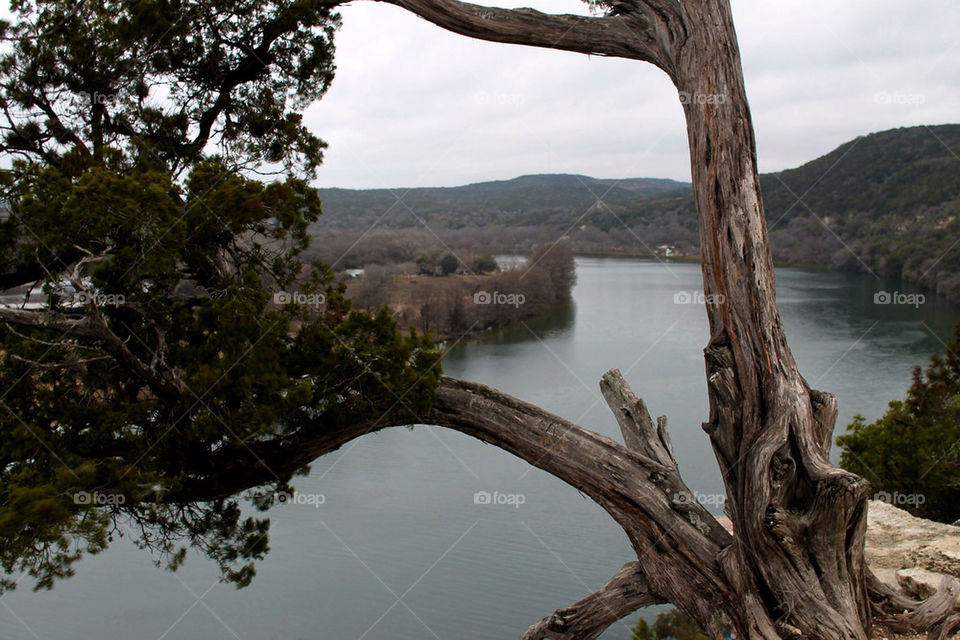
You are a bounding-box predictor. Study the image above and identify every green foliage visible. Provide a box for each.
[415,250,462,276]
[838,321,960,522]
[439,253,460,275]
[311,126,960,302]
[472,254,498,274]
[0,0,441,592]
[652,609,711,640]
[0,0,338,178]
[632,618,654,640]
[631,609,716,640]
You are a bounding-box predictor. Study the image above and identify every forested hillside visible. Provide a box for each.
[312,125,960,301]
[314,174,686,229]
[762,125,960,300]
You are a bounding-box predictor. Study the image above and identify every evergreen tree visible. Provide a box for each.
[472,253,498,274]
[439,252,460,275]
[633,617,654,640]
[838,321,960,522]
[630,608,715,640]
[0,0,439,591]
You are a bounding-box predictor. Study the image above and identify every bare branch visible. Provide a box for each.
[9,353,112,369]
[868,570,960,637]
[521,561,663,640]
[167,372,732,636]
[600,368,673,467]
[0,306,102,339]
[372,0,682,74]
[0,306,181,401]
[172,374,731,558]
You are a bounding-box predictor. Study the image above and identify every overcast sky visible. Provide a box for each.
[305,0,960,189]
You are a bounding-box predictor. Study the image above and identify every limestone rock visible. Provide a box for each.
[914,536,960,577]
[865,500,960,592]
[895,566,943,599]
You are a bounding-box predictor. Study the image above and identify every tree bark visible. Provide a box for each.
[671,3,874,639]
[342,0,959,636]
[519,560,661,640]
[171,0,958,636]
[377,0,682,70]
[344,0,878,635]
[8,0,953,636]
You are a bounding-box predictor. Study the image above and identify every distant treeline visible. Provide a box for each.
[304,226,697,271]
[309,125,960,303]
[343,244,576,340]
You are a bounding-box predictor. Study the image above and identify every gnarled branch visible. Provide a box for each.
[521,560,663,640]
[601,369,674,467]
[0,306,181,401]
[170,371,731,638]
[867,570,960,639]
[373,0,683,75]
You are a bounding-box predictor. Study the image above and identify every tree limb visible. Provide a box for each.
[0,306,101,339]
[0,306,181,401]
[867,570,960,638]
[521,560,663,640]
[600,368,674,467]
[175,373,714,534]
[170,372,732,637]
[371,0,682,75]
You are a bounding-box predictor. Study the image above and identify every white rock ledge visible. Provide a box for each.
[866,500,960,599]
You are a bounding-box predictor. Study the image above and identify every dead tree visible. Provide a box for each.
[310,0,958,636]
[5,0,956,637]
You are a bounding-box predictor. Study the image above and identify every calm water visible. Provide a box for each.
[2,258,957,640]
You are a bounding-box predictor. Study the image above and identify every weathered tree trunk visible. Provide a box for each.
[355,0,881,636]
[370,0,960,635]
[673,4,874,638]
[56,0,954,636]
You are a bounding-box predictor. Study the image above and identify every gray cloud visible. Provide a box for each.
[306,0,960,188]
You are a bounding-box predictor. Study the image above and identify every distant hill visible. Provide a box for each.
[313,174,687,230]
[312,125,960,301]
[760,125,960,301]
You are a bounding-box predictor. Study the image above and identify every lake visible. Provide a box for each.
[1,258,957,639]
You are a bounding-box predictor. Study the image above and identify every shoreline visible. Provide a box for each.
[568,250,829,271]
[432,300,572,345]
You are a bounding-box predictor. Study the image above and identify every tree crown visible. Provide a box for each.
[0,0,440,592]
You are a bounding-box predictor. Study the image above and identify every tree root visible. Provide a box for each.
[868,570,960,639]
